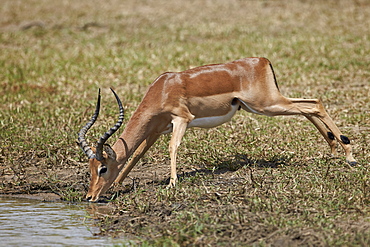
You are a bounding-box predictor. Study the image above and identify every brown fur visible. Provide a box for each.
[84,57,356,202]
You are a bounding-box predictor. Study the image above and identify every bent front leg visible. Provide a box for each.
[115,134,160,184]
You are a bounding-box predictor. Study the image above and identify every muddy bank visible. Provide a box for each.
[0,192,62,202]
[1,145,369,246]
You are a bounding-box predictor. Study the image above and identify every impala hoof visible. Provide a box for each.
[166,179,177,189]
[166,183,175,189]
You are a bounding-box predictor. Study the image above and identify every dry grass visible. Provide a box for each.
[1,0,369,246]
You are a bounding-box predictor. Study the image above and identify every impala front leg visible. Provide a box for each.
[115,133,160,184]
[168,116,188,187]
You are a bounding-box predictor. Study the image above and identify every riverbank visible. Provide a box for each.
[0,196,124,246]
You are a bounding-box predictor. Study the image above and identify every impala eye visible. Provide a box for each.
[98,166,108,176]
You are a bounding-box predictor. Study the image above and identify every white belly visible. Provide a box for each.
[161,102,239,134]
[188,103,239,128]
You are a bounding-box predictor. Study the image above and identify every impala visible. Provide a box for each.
[78,57,356,202]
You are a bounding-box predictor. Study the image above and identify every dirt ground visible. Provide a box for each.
[1,150,369,246]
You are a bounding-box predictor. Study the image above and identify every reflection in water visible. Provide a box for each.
[0,197,125,247]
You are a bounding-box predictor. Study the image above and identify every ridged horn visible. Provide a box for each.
[95,88,124,161]
[78,89,101,159]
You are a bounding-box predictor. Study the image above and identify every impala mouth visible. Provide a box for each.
[86,194,110,203]
[86,188,101,202]
[86,194,101,202]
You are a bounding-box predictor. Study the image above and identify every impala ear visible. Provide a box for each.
[102,144,117,160]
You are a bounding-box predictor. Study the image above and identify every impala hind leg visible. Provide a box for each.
[305,115,338,156]
[168,116,188,187]
[249,97,356,165]
[287,98,356,165]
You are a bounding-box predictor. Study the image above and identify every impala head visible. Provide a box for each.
[78,88,124,202]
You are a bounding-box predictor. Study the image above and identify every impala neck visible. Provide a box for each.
[111,124,143,168]
[111,105,159,170]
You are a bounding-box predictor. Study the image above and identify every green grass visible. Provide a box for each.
[1,0,369,246]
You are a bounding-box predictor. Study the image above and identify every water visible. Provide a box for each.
[0,196,126,247]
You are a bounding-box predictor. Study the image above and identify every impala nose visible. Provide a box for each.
[86,195,92,201]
